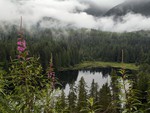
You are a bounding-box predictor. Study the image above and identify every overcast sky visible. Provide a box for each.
[0,0,150,32]
[78,0,126,8]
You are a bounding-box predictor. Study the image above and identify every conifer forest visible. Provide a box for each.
[1,0,150,113]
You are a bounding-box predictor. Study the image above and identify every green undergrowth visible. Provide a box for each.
[59,61,139,71]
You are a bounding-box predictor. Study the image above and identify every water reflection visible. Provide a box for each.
[56,70,78,88]
[56,68,112,95]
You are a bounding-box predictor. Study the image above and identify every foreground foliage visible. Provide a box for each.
[1,60,150,113]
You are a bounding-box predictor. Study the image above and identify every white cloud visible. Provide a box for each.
[0,0,89,26]
[97,13,150,32]
[78,0,126,8]
[0,0,150,32]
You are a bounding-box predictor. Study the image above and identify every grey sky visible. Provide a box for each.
[0,0,150,32]
[78,0,126,8]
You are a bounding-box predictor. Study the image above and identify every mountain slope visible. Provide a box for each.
[105,0,150,16]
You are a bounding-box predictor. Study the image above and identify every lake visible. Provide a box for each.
[56,67,133,109]
[56,68,113,95]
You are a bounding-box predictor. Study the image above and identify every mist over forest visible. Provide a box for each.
[1,0,150,113]
[1,0,150,32]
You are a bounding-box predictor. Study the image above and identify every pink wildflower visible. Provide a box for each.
[17,41,22,46]
[17,38,26,53]
[17,46,25,52]
[47,59,55,89]
[22,40,26,48]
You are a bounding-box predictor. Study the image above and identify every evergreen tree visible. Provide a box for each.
[55,89,67,113]
[68,83,77,113]
[77,77,87,113]
[136,64,150,111]
[90,79,95,98]
[98,83,112,113]
[110,69,120,113]
[60,89,66,109]
[89,80,98,102]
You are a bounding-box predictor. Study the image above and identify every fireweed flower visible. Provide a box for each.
[17,37,26,53]
[17,32,28,60]
[47,61,55,89]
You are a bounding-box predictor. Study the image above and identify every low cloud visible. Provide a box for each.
[96,13,150,32]
[78,0,125,8]
[0,0,150,32]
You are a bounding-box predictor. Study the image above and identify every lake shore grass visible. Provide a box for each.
[59,61,139,71]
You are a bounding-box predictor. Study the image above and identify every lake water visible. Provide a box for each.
[56,68,112,95]
[56,67,133,110]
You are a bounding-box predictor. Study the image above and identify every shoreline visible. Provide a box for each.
[58,61,139,71]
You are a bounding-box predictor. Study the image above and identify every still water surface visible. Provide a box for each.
[56,68,112,95]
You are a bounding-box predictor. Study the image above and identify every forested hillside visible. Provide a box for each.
[1,27,150,70]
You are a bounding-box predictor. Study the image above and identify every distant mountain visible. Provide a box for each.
[105,0,150,16]
[85,7,107,17]
[84,3,108,17]
[78,0,109,17]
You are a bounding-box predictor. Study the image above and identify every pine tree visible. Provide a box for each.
[55,89,67,113]
[136,64,150,111]
[68,83,77,113]
[60,89,66,109]
[89,79,98,102]
[77,77,87,113]
[98,83,112,113]
[110,69,120,112]
[90,79,95,98]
